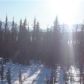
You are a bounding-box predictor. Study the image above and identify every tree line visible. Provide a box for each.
[0,16,84,67]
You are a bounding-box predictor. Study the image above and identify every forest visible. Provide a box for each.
[0,16,84,68]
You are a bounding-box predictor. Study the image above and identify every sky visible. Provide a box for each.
[0,0,84,29]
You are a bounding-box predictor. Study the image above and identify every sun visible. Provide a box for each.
[45,0,78,25]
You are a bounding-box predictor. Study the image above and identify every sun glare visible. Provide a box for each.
[45,0,79,25]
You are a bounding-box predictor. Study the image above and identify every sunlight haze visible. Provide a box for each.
[0,0,83,29]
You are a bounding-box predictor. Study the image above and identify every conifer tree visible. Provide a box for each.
[19,70,22,84]
[11,17,17,41]
[6,68,11,84]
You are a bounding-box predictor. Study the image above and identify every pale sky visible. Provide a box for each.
[0,0,84,29]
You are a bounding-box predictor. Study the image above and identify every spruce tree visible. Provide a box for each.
[19,70,22,84]
[6,68,11,84]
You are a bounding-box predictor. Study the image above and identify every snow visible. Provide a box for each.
[0,61,83,84]
[0,62,51,84]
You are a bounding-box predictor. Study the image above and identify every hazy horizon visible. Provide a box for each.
[0,0,84,29]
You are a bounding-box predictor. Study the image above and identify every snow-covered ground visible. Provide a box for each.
[0,62,51,84]
[54,65,81,84]
[0,61,83,84]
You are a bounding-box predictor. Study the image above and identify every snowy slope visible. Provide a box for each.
[0,62,51,84]
[0,61,82,84]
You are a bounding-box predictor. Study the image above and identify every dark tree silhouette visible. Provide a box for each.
[6,68,11,84]
[0,16,84,68]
